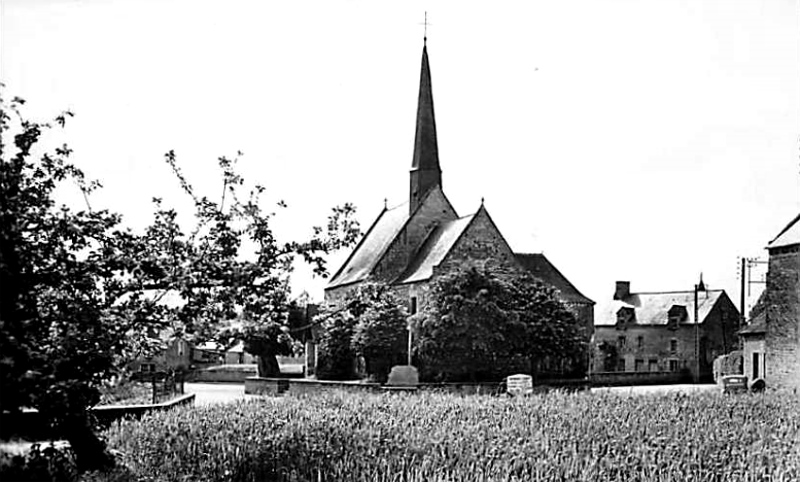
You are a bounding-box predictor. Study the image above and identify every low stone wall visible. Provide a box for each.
[0,394,195,440]
[245,377,589,396]
[245,377,381,396]
[92,393,195,427]
[189,364,304,383]
[590,371,690,387]
[189,365,257,383]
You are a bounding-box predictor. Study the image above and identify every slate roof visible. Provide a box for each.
[768,213,800,249]
[595,290,725,326]
[327,202,410,289]
[395,214,476,284]
[740,312,766,336]
[515,253,594,305]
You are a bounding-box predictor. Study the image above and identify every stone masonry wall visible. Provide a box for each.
[765,245,800,389]
[435,207,519,279]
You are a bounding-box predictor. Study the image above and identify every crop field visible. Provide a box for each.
[105,390,800,482]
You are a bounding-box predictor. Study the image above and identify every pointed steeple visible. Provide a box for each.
[409,41,442,213]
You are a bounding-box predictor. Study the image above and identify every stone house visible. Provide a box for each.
[321,40,593,378]
[594,281,739,383]
[740,311,765,384]
[745,213,800,389]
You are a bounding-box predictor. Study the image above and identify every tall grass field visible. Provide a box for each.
[104,390,800,481]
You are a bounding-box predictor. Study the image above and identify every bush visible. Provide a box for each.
[103,391,800,481]
[0,442,77,482]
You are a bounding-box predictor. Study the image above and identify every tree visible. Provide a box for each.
[0,93,140,471]
[351,284,407,382]
[136,151,360,378]
[412,267,588,382]
[0,91,360,472]
[316,283,407,381]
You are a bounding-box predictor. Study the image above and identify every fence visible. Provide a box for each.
[139,370,185,403]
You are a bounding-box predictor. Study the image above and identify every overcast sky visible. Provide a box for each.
[2,0,798,315]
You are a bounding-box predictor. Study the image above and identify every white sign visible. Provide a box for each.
[506,374,533,396]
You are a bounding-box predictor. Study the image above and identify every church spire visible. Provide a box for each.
[409,41,442,213]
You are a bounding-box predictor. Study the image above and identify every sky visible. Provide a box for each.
[2,0,798,316]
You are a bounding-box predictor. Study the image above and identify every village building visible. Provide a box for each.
[320,40,593,378]
[593,281,739,383]
[742,213,800,389]
[740,311,765,385]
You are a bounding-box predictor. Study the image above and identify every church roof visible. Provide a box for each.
[327,202,410,289]
[395,214,476,284]
[515,253,594,305]
[768,212,800,250]
[595,290,726,326]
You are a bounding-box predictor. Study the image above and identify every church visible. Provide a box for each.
[324,40,594,375]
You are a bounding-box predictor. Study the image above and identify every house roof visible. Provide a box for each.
[768,213,800,250]
[395,214,476,284]
[740,312,766,336]
[595,289,726,326]
[515,253,594,305]
[327,202,410,289]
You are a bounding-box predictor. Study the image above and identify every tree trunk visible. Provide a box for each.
[256,354,280,378]
[62,412,115,473]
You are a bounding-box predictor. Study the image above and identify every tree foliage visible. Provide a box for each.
[412,267,588,382]
[1,94,134,471]
[316,283,407,381]
[0,91,360,471]
[351,285,407,382]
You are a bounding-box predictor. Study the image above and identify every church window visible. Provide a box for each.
[410,296,417,315]
[637,336,644,350]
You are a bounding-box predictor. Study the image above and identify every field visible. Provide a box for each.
[102,390,800,482]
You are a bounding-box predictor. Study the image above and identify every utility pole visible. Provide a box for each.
[740,257,746,335]
[694,274,706,384]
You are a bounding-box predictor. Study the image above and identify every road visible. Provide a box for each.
[185,382,256,406]
[590,383,718,395]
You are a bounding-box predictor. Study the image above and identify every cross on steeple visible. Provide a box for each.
[420,12,431,44]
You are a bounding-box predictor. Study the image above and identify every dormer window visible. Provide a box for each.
[616,307,635,329]
[667,305,687,330]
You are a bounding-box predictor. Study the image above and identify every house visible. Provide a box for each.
[224,341,256,365]
[321,40,593,378]
[593,281,739,383]
[740,311,766,384]
[744,213,800,389]
[132,337,193,374]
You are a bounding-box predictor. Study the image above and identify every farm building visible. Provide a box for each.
[320,40,593,378]
[743,213,800,389]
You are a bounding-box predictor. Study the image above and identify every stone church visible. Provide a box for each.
[323,41,594,375]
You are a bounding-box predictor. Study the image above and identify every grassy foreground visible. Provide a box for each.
[103,390,800,482]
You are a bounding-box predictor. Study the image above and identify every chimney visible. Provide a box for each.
[614,281,630,300]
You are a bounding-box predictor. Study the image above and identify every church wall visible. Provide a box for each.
[373,187,457,282]
[434,208,519,279]
[765,244,800,389]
